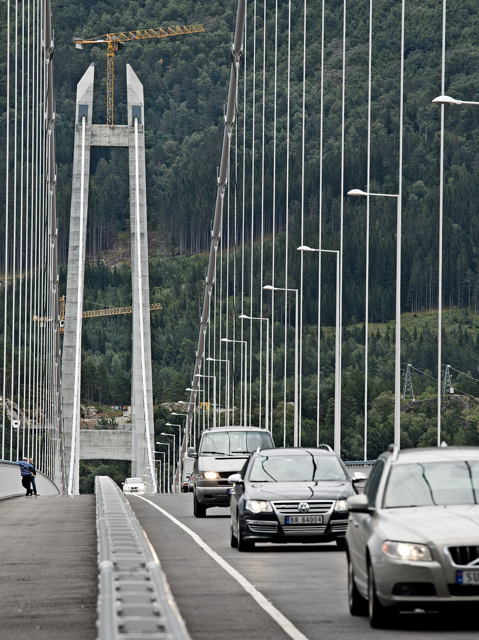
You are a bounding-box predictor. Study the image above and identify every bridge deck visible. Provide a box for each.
[0,496,97,640]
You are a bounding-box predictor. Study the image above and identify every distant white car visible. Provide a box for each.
[122,477,146,494]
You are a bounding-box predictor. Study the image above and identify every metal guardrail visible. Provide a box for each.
[95,476,191,640]
[344,460,376,468]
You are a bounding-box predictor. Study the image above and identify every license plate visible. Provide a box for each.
[227,488,232,495]
[456,570,479,585]
[285,515,323,525]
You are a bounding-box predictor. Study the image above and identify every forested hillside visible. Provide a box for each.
[45,0,479,325]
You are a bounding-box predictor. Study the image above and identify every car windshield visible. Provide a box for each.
[126,477,142,484]
[199,431,273,456]
[249,454,348,482]
[384,461,479,508]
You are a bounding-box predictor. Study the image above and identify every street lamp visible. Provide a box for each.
[431,91,479,445]
[239,314,270,431]
[156,442,171,493]
[263,285,299,446]
[348,188,401,449]
[206,357,231,427]
[195,373,217,429]
[162,428,179,492]
[297,247,340,453]
[221,338,248,426]
[432,95,479,106]
[154,451,165,493]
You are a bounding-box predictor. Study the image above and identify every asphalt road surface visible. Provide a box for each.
[128,493,479,640]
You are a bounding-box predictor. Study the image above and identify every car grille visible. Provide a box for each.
[272,500,334,514]
[330,521,348,532]
[246,520,278,534]
[448,546,479,566]
[282,525,327,534]
[218,471,239,479]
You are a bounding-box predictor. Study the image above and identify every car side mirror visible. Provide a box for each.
[352,472,368,483]
[228,473,243,485]
[187,447,197,458]
[347,494,371,513]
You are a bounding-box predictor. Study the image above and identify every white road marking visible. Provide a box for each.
[134,495,310,640]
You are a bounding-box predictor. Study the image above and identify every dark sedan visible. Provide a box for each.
[229,447,365,551]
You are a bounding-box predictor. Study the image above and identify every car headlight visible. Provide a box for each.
[382,541,432,562]
[335,499,348,511]
[204,471,219,480]
[245,500,273,513]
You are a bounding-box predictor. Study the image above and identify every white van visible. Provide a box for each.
[188,427,274,517]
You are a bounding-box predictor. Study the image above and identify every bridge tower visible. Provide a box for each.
[61,64,156,494]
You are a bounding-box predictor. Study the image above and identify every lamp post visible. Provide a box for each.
[221,338,248,426]
[165,423,182,492]
[162,429,178,492]
[297,247,340,452]
[263,285,299,446]
[155,450,165,493]
[206,357,231,427]
[195,373,217,429]
[156,442,171,493]
[432,92,479,445]
[239,314,270,431]
[348,189,401,449]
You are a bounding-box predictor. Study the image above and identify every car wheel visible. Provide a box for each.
[230,522,238,548]
[336,537,346,551]
[193,493,207,518]
[348,556,368,616]
[237,524,255,552]
[368,561,390,628]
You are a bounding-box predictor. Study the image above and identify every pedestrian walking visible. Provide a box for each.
[16,458,34,497]
[29,458,39,496]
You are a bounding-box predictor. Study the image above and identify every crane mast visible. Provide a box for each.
[74,24,205,125]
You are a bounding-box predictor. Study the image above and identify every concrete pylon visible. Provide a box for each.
[61,64,155,494]
[126,65,155,489]
[61,65,95,495]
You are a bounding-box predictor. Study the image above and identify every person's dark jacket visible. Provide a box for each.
[16,461,34,476]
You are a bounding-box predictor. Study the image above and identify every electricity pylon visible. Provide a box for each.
[402,364,415,401]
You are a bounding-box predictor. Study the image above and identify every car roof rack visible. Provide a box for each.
[318,444,334,453]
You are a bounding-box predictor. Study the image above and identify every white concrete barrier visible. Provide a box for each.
[0,460,60,497]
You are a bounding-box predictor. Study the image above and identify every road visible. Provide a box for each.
[128,493,479,640]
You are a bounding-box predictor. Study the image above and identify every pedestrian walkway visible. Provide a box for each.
[0,495,97,640]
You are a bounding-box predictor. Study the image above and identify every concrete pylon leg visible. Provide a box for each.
[127,65,155,491]
[61,65,95,494]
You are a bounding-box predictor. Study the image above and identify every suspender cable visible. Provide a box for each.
[394,0,405,447]
[249,0,256,427]
[335,0,347,455]
[181,0,246,463]
[283,0,291,447]
[298,0,307,446]
[271,0,278,435]
[3,0,11,460]
[437,0,446,446]
[316,0,325,447]
[260,0,267,432]
[364,0,373,460]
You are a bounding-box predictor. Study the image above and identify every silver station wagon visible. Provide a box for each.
[346,445,479,628]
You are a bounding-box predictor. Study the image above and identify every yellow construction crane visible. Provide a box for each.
[73,24,205,125]
[34,296,163,333]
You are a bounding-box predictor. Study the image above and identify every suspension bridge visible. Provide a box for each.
[1,0,479,637]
